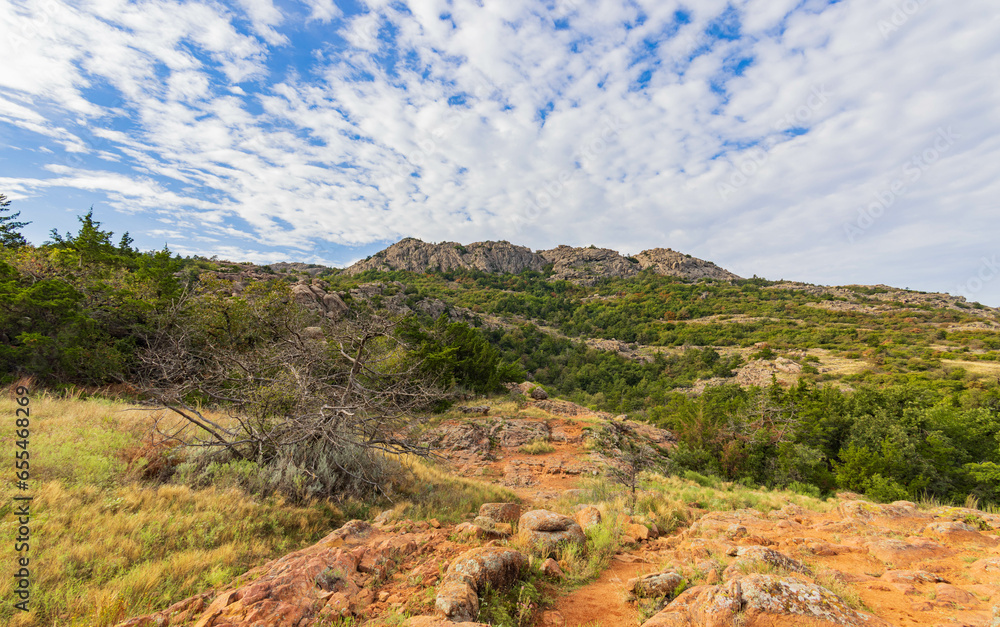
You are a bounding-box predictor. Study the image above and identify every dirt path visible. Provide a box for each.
[476,419,655,627]
[552,559,648,627]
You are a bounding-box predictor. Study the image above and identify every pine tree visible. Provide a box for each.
[0,194,30,249]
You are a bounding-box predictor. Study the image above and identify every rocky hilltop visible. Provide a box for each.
[344,238,741,284]
[344,239,547,276]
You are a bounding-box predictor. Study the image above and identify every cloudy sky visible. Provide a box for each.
[2,0,999,304]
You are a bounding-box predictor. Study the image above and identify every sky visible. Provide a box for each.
[1,0,999,305]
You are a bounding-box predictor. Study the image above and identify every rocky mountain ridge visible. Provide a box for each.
[343,238,742,285]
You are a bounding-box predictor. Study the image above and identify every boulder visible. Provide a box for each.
[933,583,980,606]
[492,420,550,447]
[541,558,565,578]
[518,510,586,558]
[530,386,549,400]
[627,523,651,541]
[627,571,684,599]
[406,617,489,627]
[969,557,1000,577]
[480,503,522,524]
[641,575,890,627]
[574,506,602,531]
[435,547,528,622]
[114,519,374,627]
[722,546,813,581]
[864,538,953,567]
[880,570,946,584]
[923,521,998,546]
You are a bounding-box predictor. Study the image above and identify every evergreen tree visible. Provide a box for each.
[0,194,29,249]
[47,208,118,266]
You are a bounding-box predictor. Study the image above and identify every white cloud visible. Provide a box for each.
[301,0,341,24]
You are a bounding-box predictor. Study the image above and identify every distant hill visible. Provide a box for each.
[343,238,741,284]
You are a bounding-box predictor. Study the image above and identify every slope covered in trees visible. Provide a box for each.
[3,205,1000,508]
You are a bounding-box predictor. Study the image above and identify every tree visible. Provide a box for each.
[138,279,444,500]
[48,208,118,266]
[0,194,29,249]
[592,419,669,510]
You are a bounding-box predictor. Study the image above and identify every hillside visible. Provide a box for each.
[109,393,1000,627]
[4,224,1000,626]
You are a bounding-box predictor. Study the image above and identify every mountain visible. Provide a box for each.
[343,238,741,284]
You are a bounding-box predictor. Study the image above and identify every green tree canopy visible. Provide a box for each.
[0,194,29,249]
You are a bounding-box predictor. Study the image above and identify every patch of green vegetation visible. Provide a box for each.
[477,568,545,627]
[519,438,556,454]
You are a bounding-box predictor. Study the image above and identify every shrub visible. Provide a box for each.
[519,438,555,455]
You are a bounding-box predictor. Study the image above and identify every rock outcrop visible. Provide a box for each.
[634,248,741,281]
[115,520,378,627]
[641,575,889,627]
[345,239,546,276]
[343,238,740,284]
[435,547,528,622]
[518,510,586,558]
[479,503,522,524]
[537,245,640,285]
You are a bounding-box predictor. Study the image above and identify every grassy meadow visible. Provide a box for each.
[0,386,514,627]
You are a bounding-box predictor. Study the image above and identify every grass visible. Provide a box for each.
[553,473,832,535]
[387,455,519,523]
[476,570,545,627]
[0,391,339,627]
[518,438,556,455]
[0,389,518,626]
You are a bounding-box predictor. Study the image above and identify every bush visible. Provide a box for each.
[519,439,555,455]
[864,474,910,503]
[787,481,822,498]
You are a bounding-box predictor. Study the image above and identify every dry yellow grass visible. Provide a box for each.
[388,454,519,522]
[940,359,1000,376]
[0,391,338,627]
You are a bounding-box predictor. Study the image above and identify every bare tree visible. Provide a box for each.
[592,419,669,510]
[137,278,443,499]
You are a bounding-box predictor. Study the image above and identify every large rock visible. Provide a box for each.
[435,547,528,622]
[641,575,889,627]
[479,503,522,524]
[114,520,375,627]
[722,546,813,581]
[574,505,602,531]
[923,521,999,546]
[345,238,547,275]
[406,617,489,627]
[492,419,550,448]
[518,510,586,558]
[634,248,741,281]
[864,538,953,567]
[290,280,349,319]
[837,500,923,522]
[627,571,685,599]
[539,245,640,285]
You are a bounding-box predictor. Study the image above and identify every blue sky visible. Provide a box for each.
[2,0,999,304]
